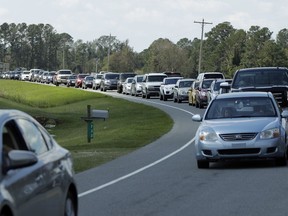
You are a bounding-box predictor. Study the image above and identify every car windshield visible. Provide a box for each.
[86,76,94,80]
[233,69,288,88]
[137,76,143,82]
[127,78,133,83]
[179,80,194,88]
[121,73,135,80]
[96,74,103,79]
[201,80,213,89]
[79,74,88,78]
[147,75,166,82]
[106,74,119,79]
[213,81,223,91]
[205,97,277,120]
[165,78,180,85]
[60,71,71,74]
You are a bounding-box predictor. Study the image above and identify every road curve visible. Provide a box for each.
[76,92,288,216]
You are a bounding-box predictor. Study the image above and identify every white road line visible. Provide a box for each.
[78,137,195,198]
[78,96,196,198]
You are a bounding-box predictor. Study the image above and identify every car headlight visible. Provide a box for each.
[180,90,187,95]
[260,128,280,139]
[199,128,218,141]
[165,86,172,91]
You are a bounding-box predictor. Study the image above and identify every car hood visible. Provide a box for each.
[164,84,176,87]
[179,87,191,91]
[202,117,279,133]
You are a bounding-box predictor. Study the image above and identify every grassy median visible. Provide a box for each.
[0,80,173,173]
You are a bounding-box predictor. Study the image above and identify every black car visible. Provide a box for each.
[230,67,288,107]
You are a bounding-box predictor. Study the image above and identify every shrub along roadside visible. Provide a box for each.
[0,80,173,173]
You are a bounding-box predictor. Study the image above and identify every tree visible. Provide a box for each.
[204,22,236,75]
[241,26,273,67]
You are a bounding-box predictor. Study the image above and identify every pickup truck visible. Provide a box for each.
[226,67,288,107]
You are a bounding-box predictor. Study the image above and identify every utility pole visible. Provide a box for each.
[107,33,111,71]
[194,19,212,75]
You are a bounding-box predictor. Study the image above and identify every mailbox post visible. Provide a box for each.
[81,105,109,143]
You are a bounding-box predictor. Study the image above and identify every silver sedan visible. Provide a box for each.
[0,109,78,215]
[192,92,288,168]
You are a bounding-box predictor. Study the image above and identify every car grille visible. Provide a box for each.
[218,148,260,155]
[219,133,257,141]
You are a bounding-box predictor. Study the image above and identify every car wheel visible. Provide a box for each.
[199,101,203,109]
[64,190,77,216]
[275,154,287,166]
[275,157,287,166]
[197,160,209,169]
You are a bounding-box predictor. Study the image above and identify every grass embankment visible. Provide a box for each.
[0,80,173,173]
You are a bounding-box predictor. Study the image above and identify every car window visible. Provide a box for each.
[206,97,277,120]
[147,76,166,82]
[15,119,49,155]
[2,120,29,151]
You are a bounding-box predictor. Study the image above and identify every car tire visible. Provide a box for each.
[64,190,77,216]
[197,160,209,169]
[275,154,287,166]
[199,101,203,109]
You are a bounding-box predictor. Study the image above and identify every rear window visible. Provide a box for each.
[204,74,224,79]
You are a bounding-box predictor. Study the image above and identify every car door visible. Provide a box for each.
[1,118,65,215]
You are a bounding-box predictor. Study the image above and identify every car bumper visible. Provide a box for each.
[163,91,174,98]
[178,95,189,101]
[195,137,286,161]
[104,84,117,90]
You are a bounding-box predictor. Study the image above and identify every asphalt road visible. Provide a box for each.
[76,91,288,216]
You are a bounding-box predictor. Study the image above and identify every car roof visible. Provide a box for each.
[164,77,183,80]
[216,91,270,100]
[179,78,195,82]
[237,67,288,72]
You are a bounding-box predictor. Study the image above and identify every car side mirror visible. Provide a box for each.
[192,114,202,122]
[3,150,38,174]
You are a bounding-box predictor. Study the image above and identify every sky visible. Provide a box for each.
[0,0,287,52]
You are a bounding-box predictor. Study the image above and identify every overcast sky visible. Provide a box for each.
[1,0,287,52]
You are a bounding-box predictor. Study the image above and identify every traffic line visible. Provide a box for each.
[78,137,195,198]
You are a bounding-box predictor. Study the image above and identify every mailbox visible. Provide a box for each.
[91,109,109,120]
[81,105,109,143]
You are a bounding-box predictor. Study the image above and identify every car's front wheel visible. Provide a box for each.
[64,190,77,216]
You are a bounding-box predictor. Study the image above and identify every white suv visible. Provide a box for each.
[53,69,72,86]
[159,77,182,101]
[141,73,167,99]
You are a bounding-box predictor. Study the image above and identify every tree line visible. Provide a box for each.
[1,22,288,78]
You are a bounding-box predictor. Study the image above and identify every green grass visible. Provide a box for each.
[0,80,173,173]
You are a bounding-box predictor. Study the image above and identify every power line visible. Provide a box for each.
[194,19,213,75]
